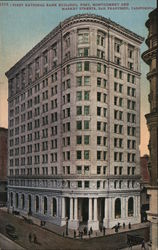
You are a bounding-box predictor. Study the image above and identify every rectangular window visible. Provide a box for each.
[84,76,90,86]
[97,92,101,102]
[104,65,107,74]
[84,120,89,129]
[78,33,89,44]
[84,150,89,160]
[77,62,82,72]
[84,166,89,175]
[84,61,90,71]
[76,136,82,144]
[78,48,89,57]
[97,107,101,116]
[76,121,82,130]
[76,91,82,101]
[78,181,82,188]
[84,181,89,188]
[97,181,100,189]
[84,135,89,145]
[97,166,101,174]
[97,151,101,160]
[97,121,101,130]
[77,151,82,160]
[97,136,101,145]
[84,106,89,115]
[97,78,101,87]
[97,63,101,72]
[76,106,82,115]
[77,166,82,174]
[84,91,90,100]
[76,76,82,86]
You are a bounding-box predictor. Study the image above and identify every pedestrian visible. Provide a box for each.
[129,241,133,250]
[128,222,131,229]
[28,232,32,243]
[115,226,118,233]
[123,222,125,229]
[103,226,106,236]
[90,227,93,235]
[99,225,102,232]
[88,230,91,238]
[33,234,37,244]
[84,227,87,235]
[74,230,76,239]
[141,240,146,249]
[81,231,83,239]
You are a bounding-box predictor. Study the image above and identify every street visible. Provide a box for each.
[0,233,24,250]
[0,209,149,250]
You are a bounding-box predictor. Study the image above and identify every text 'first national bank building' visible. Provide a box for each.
[6,14,143,230]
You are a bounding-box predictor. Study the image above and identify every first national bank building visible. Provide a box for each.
[6,14,143,230]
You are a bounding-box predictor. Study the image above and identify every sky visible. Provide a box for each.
[0,0,156,156]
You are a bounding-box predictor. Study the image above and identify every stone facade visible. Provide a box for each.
[6,14,143,230]
[142,7,158,250]
[140,155,150,222]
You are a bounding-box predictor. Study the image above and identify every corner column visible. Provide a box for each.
[68,197,79,230]
[88,198,99,230]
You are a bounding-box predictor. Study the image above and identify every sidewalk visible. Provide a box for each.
[121,243,151,250]
[1,207,149,240]
[41,218,149,240]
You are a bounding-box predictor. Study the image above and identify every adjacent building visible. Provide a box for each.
[0,127,8,206]
[6,14,143,230]
[140,155,150,222]
[142,6,158,250]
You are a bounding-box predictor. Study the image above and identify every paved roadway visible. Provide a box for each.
[0,233,24,250]
[0,209,149,250]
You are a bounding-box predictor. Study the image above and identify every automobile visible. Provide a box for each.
[5,224,18,240]
[127,233,144,246]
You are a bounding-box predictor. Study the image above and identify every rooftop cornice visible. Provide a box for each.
[5,13,144,78]
[62,14,144,42]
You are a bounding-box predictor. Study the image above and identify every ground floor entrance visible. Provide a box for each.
[8,190,141,231]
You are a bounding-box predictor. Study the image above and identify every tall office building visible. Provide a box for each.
[6,14,143,230]
[142,7,158,250]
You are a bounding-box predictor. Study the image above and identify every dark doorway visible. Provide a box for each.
[82,198,88,222]
[115,198,121,218]
[65,197,70,219]
[28,195,32,214]
[16,193,19,208]
[53,198,57,216]
[128,197,134,217]
[100,198,104,221]
[44,196,48,214]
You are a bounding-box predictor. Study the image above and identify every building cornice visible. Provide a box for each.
[5,13,144,78]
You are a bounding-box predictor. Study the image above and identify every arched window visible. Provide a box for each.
[16,193,19,208]
[21,194,25,209]
[128,197,134,217]
[115,198,121,218]
[44,196,47,214]
[53,198,57,216]
[10,192,13,207]
[35,196,39,212]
